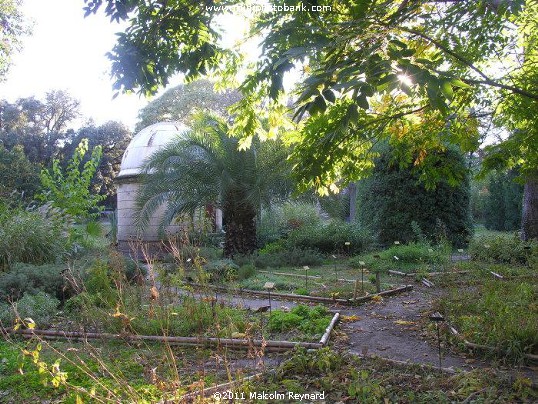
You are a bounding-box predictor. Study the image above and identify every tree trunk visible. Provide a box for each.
[521,175,538,241]
[222,188,257,257]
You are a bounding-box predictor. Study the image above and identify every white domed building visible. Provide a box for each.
[115,122,222,254]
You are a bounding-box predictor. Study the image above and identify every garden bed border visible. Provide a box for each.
[5,312,340,352]
[184,282,413,305]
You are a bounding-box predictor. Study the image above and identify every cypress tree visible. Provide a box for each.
[358,146,473,247]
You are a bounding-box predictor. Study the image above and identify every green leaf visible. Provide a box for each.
[322,89,336,103]
[356,95,369,110]
[309,95,327,115]
[441,81,454,100]
[450,78,472,89]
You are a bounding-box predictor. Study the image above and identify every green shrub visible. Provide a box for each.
[469,234,537,265]
[199,247,223,261]
[84,260,118,307]
[123,257,147,282]
[258,240,286,255]
[257,202,322,247]
[286,221,374,254]
[0,202,69,270]
[231,253,255,267]
[37,139,104,219]
[268,304,330,335]
[63,292,95,314]
[380,242,449,264]
[238,264,256,280]
[254,247,323,268]
[268,312,303,332]
[0,292,59,328]
[0,263,67,302]
[203,259,239,281]
[294,288,309,295]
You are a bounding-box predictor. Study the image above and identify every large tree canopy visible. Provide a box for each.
[0,0,30,80]
[85,0,536,174]
[85,0,538,236]
[0,90,80,167]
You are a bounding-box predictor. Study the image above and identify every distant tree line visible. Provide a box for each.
[0,90,132,208]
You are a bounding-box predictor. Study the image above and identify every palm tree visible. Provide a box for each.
[135,113,291,256]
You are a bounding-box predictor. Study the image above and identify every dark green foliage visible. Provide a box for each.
[469,234,537,266]
[0,263,67,302]
[268,305,331,335]
[237,264,256,280]
[0,144,40,198]
[257,202,321,248]
[117,256,146,283]
[286,221,375,254]
[254,248,323,268]
[0,91,80,168]
[0,292,59,328]
[484,170,524,231]
[318,192,349,221]
[358,146,473,247]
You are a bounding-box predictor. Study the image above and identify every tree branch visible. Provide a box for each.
[395,26,538,101]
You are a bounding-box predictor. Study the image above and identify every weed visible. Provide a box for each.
[0,201,69,270]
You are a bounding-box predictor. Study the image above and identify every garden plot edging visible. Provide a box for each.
[7,313,340,352]
[184,283,413,305]
[388,270,469,277]
[258,270,357,284]
[7,329,322,352]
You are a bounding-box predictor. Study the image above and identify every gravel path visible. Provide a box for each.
[335,285,477,370]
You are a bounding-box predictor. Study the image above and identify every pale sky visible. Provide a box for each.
[0,0,291,131]
[0,0,180,130]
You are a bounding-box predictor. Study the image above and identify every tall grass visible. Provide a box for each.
[0,202,69,271]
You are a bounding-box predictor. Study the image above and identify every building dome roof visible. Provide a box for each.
[117,122,189,179]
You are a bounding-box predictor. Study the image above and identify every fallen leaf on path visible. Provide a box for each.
[371,295,384,303]
[394,320,416,325]
[341,315,361,322]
